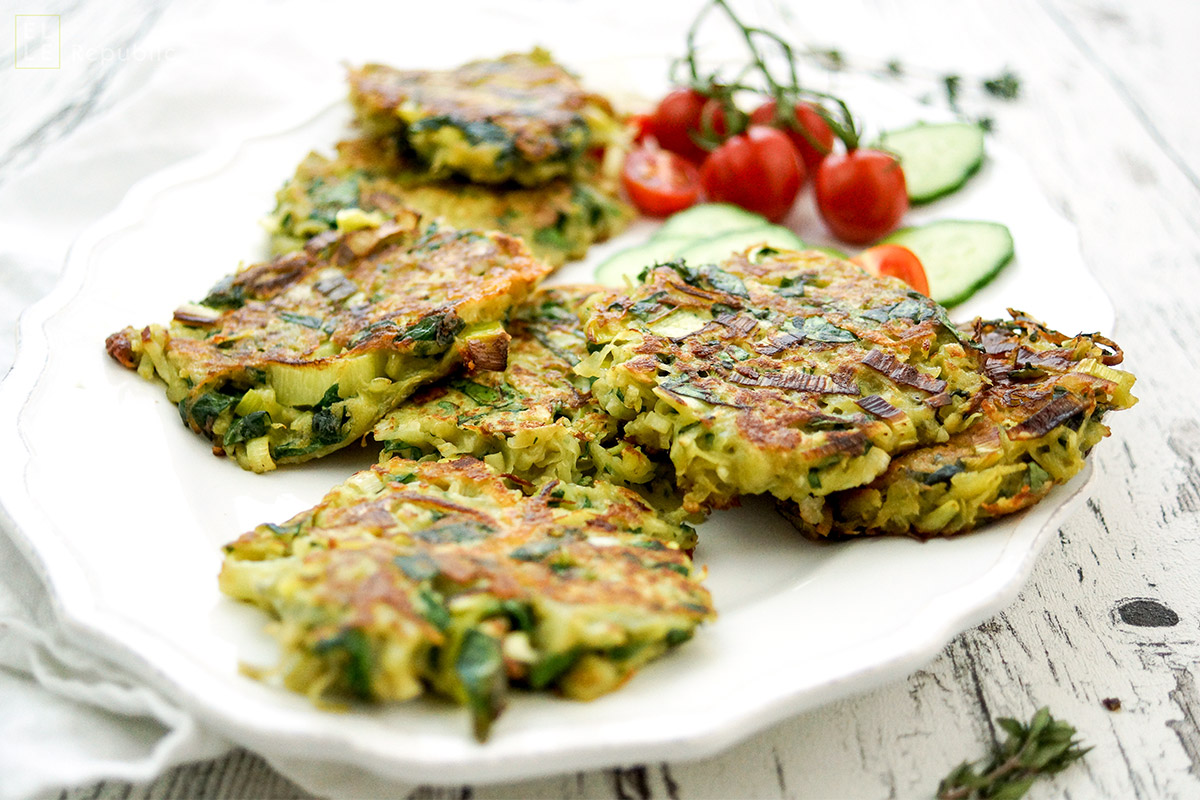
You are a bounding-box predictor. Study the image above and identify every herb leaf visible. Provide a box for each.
[936,707,1090,800]
[223,410,270,446]
[313,628,374,699]
[455,629,507,742]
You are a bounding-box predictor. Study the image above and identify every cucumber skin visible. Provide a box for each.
[911,159,983,206]
[877,122,986,205]
[881,220,1014,308]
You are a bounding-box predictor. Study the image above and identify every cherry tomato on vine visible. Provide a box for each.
[815,149,908,244]
[852,244,930,295]
[699,126,805,222]
[749,99,835,175]
[651,88,727,163]
[621,143,702,217]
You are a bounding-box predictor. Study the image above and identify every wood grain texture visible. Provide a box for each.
[23,0,1199,797]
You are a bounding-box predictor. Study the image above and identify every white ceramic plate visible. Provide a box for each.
[0,72,1114,785]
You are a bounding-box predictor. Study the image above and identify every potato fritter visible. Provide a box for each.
[373,285,669,492]
[576,248,987,515]
[348,49,624,186]
[268,136,630,268]
[105,215,549,472]
[219,456,712,740]
[778,312,1137,538]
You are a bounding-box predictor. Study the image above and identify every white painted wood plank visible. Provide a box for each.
[1042,0,1200,191]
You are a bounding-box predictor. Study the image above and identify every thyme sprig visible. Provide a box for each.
[936,707,1090,800]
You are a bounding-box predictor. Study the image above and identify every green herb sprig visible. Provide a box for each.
[936,707,1090,800]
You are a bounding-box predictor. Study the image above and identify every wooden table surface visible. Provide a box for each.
[4,1,1198,797]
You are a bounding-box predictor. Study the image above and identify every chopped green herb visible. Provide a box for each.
[200,276,245,310]
[666,629,693,647]
[455,629,507,742]
[499,600,535,633]
[510,539,562,562]
[418,589,451,631]
[449,378,504,405]
[400,312,465,355]
[1027,463,1051,492]
[983,70,1021,100]
[382,442,428,460]
[313,628,374,700]
[413,520,495,544]
[798,316,857,343]
[279,312,325,330]
[180,390,237,431]
[607,641,647,661]
[943,73,963,109]
[223,411,270,446]
[923,463,965,485]
[394,553,439,581]
[630,291,668,321]
[529,647,582,690]
[310,403,346,447]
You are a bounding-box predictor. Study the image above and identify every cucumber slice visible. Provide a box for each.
[877,122,985,204]
[880,220,1014,307]
[594,237,686,286]
[653,203,769,241]
[676,225,805,265]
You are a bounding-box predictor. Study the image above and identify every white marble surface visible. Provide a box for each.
[2,0,1199,797]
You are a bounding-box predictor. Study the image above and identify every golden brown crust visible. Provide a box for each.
[106,217,550,470]
[780,311,1138,539]
[268,135,630,268]
[219,456,712,738]
[577,249,986,511]
[347,50,614,183]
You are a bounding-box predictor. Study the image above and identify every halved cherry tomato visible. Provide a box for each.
[749,99,834,175]
[622,143,702,217]
[699,126,804,222]
[628,113,655,144]
[815,148,908,243]
[651,88,727,163]
[852,244,930,295]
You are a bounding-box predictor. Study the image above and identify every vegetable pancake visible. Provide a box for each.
[219,456,712,740]
[268,135,630,267]
[348,49,624,186]
[105,215,550,472]
[778,312,1137,538]
[373,285,669,492]
[576,247,987,515]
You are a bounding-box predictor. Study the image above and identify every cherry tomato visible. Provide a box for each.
[815,149,908,243]
[852,244,930,295]
[628,113,655,144]
[651,88,726,163]
[699,126,805,222]
[621,143,702,217]
[749,99,834,175]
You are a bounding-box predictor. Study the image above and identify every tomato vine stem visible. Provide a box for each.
[669,0,863,152]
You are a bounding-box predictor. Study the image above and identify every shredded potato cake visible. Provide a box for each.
[219,456,712,740]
